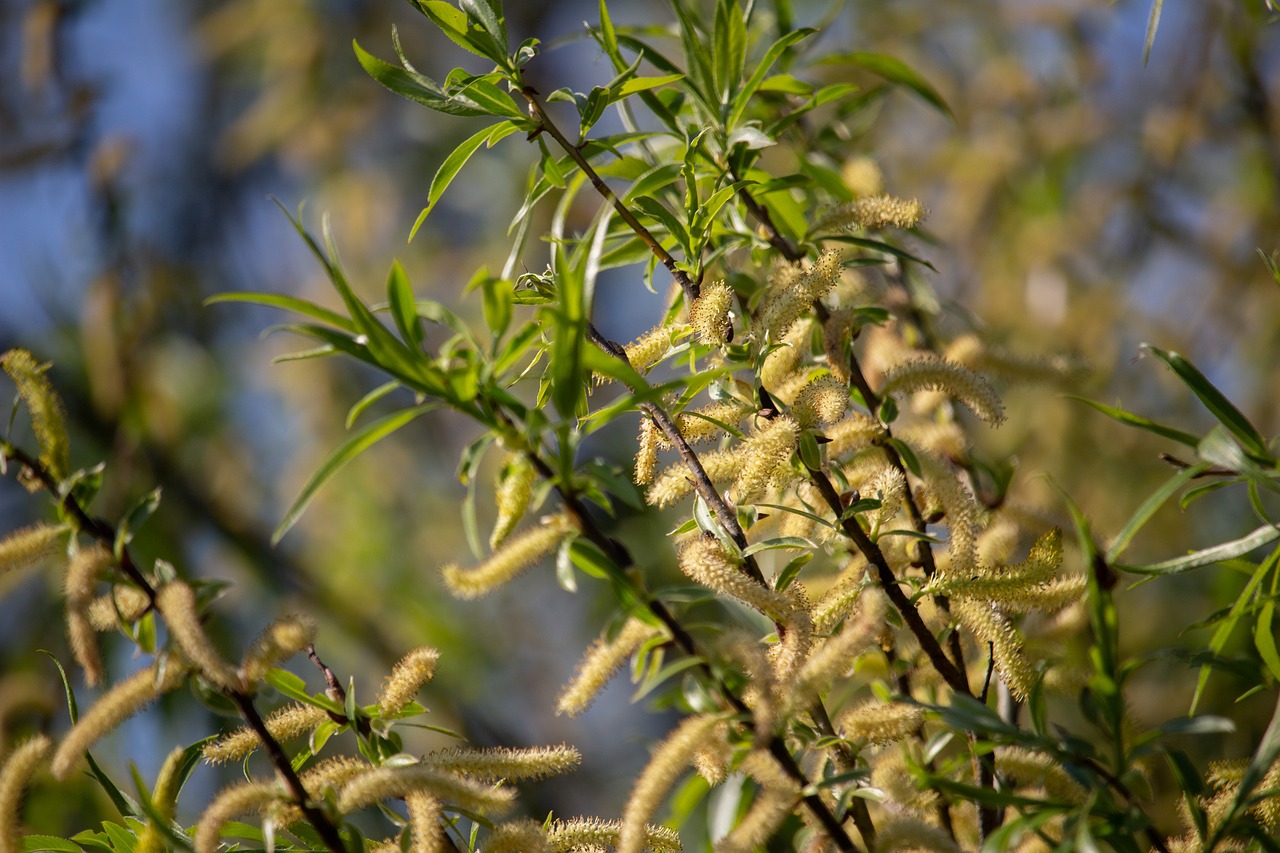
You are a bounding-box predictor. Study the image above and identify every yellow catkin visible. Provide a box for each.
[690,280,735,345]
[491,453,536,549]
[894,421,967,461]
[786,590,886,709]
[759,318,814,391]
[951,598,1035,701]
[732,416,800,504]
[240,614,316,685]
[812,559,869,634]
[823,414,883,461]
[678,537,794,622]
[757,251,843,339]
[51,656,187,780]
[485,820,553,853]
[0,735,51,853]
[822,308,857,383]
[336,764,514,816]
[919,454,980,578]
[874,818,962,853]
[769,607,814,694]
[739,750,799,794]
[558,617,660,716]
[646,447,743,508]
[422,745,581,781]
[407,791,444,853]
[547,818,682,852]
[714,786,797,853]
[693,740,730,787]
[201,702,330,764]
[618,714,724,853]
[1,349,70,480]
[0,523,65,578]
[87,585,151,630]
[635,419,659,486]
[378,646,441,717]
[995,747,1087,804]
[270,756,371,827]
[869,748,938,819]
[819,194,925,232]
[155,581,240,690]
[667,401,752,449]
[441,513,575,599]
[789,376,848,428]
[194,781,282,853]
[137,746,185,853]
[881,356,1005,426]
[65,545,113,687]
[838,700,923,745]
[624,324,680,374]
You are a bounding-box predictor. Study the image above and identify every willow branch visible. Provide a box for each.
[520,86,699,304]
[0,441,347,853]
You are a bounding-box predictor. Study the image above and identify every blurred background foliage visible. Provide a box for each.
[1,0,1277,832]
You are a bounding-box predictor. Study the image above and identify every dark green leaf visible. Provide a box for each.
[354,40,490,117]
[712,0,746,104]
[22,838,84,853]
[1118,523,1280,576]
[273,405,434,543]
[1106,462,1209,562]
[386,261,423,348]
[823,51,953,118]
[1141,344,1268,458]
[411,122,519,239]
[204,292,355,333]
[1065,395,1200,447]
[727,28,814,128]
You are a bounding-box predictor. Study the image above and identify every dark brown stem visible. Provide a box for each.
[307,644,373,737]
[805,465,970,695]
[1,442,155,601]
[230,691,347,852]
[502,417,860,852]
[811,701,876,846]
[520,86,699,304]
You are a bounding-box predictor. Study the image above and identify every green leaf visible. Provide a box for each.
[204,292,356,333]
[386,261,423,348]
[823,234,937,272]
[114,487,162,557]
[1065,395,1200,447]
[1141,344,1268,458]
[823,51,953,118]
[354,40,490,118]
[22,838,84,853]
[741,536,814,557]
[712,0,746,104]
[411,122,518,240]
[728,29,814,129]
[611,74,685,102]
[273,404,433,543]
[1118,523,1280,576]
[345,381,402,429]
[1105,462,1209,562]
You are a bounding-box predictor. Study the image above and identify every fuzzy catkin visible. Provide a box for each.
[64,546,113,687]
[441,513,575,599]
[491,453,536,548]
[789,375,848,428]
[485,820,553,853]
[714,786,797,853]
[618,714,724,853]
[678,537,794,622]
[51,656,187,780]
[838,700,923,745]
[378,645,441,716]
[422,744,581,781]
[195,781,281,853]
[558,617,659,716]
[881,355,1005,426]
[1,349,70,480]
[407,791,445,853]
[873,818,963,853]
[0,735,51,853]
[690,280,734,344]
[547,818,682,853]
[635,419,659,485]
[951,598,1035,700]
[336,765,514,816]
[155,581,240,690]
[202,702,330,764]
[759,318,814,392]
[0,523,64,578]
[240,614,316,685]
[668,401,752,448]
[732,416,800,504]
[646,446,743,508]
[87,585,151,630]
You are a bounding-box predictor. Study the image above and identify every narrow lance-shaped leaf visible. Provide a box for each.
[821,51,954,119]
[1141,344,1269,459]
[411,121,521,240]
[1118,523,1280,576]
[273,405,435,543]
